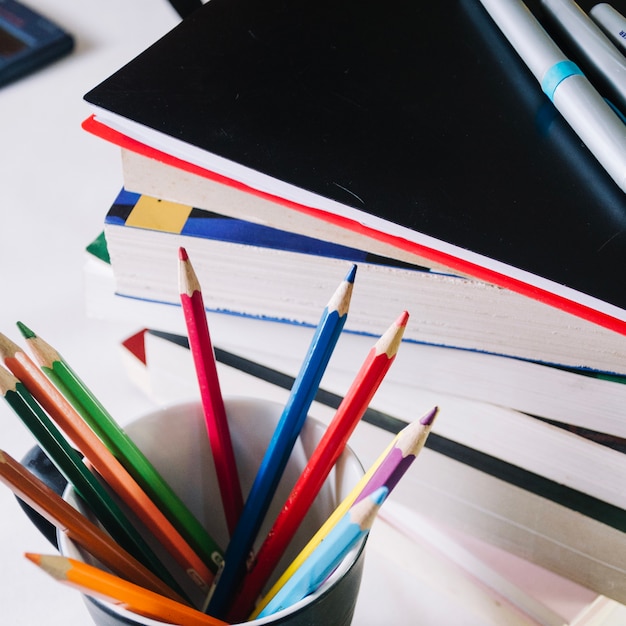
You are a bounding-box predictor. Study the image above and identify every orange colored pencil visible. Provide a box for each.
[178,247,242,535]
[0,332,213,595]
[0,449,186,603]
[228,311,409,621]
[26,554,229,626]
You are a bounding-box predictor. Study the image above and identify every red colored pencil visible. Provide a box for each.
[178,247,243,535]
[228,311,409,621]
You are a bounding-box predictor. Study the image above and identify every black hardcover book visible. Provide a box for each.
[84,0,626,333]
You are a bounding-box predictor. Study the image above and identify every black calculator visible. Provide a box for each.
[0,0,74,87]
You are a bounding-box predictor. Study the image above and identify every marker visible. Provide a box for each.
[590,3,626,52]
[477,0,626,192]
[540,0,626,109]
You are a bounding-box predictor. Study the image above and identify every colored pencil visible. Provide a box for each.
[251,406,437,618]
[206,265,356,618]
[256,487,388,618]
[26,554,230,626]
[17,321,224,574]
[178,247,242,536]
[250,442,396,620]
[352,406,438,505]
[0,448,186,603]
[0,364,186,599]
[228,311,408,622]
[0,332,214,595]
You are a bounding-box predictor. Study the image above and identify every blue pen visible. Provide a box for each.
[206,264,356,618]
[257,486,388,619]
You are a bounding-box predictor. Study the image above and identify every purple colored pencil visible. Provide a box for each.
[353,406,438,505]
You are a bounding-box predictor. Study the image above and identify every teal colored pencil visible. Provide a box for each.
[206,265,356,618]
[0,364,188,601]
[17,321,224,573]
[257,486,388,618]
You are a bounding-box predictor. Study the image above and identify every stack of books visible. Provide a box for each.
[79,0,626,610]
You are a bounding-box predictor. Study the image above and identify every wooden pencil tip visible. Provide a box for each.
[16,321,36,340]
[179,246,189,261]
[370,486,389,506]
[26,553,71,579]
[420,406,438,426]
[0,332,20,359]
[0,364,19,395]
[345,263,357,284]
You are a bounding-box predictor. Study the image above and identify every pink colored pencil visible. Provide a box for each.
[228,312,409,622]
[178,247,243,535]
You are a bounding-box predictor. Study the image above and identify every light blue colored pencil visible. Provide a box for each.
[206,265,356,618]
[257,486,388,618]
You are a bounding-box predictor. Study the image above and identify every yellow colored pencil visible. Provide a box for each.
[252,407,436,618]
[250,437,397,618]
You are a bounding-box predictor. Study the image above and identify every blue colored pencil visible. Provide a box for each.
[256,487,388,619]
[206,265,356,618]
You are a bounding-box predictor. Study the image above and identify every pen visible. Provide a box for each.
[477,0,626,192]
[540,0,626,110]
[590,3,626,52]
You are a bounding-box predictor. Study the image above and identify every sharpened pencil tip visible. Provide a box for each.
[178,246,189,261]
[370,486,389,506]
[24,553,40,565]
[345,264,357,284]
[396,310,409,327]
[0,332,20,360]
[16,321,35,340]
[420,406,438,426]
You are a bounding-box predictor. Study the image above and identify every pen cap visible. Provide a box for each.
[58,397,367,626]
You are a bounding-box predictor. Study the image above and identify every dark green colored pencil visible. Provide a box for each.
[0,364,189,602]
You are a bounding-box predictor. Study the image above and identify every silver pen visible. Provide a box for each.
[477,0,626,193]
[541,0,626,110]
[590,3,626,52]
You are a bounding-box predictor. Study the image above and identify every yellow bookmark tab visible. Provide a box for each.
[126,196,192,233]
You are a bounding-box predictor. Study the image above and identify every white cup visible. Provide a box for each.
[59,397,366,626]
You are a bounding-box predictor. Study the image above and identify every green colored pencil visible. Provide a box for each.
[0,364,187,600]
[17,322,224,573]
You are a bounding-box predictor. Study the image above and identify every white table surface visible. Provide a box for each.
[3,3,622,626]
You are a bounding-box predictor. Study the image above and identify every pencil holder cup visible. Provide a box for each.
[58,397,366,626]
